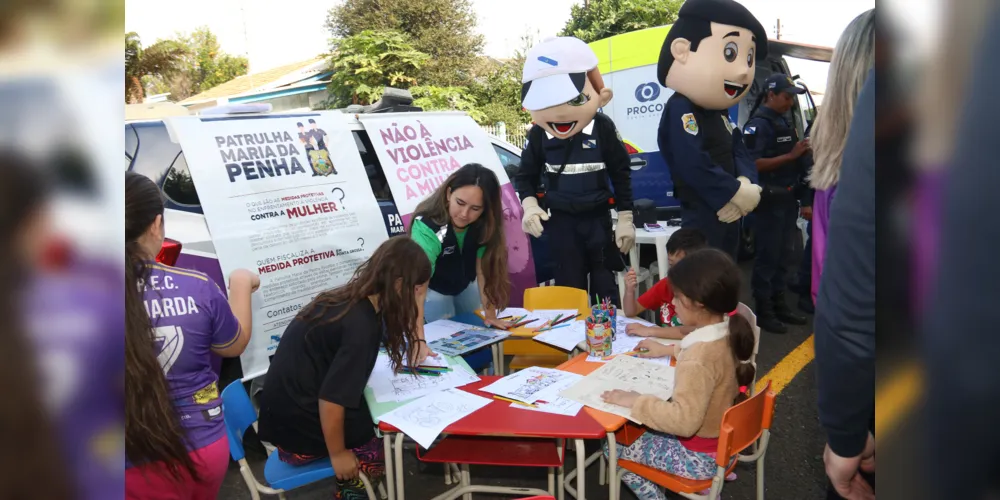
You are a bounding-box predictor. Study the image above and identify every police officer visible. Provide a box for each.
[516,36,635,307]
[744,73,810,333]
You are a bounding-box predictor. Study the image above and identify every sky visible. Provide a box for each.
[125,0,884,93]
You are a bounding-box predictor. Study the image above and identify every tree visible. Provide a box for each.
[324,30,430,108]
[325,0,484,87]
[125,32,186,103]
[559,0,683,43]
[140,27,249,102]
[410,85,485,122]
[467,32,534,129]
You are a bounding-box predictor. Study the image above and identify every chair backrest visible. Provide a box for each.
[735,302,761,364]
[714,380,776,467]
[221,380,258,461]
[523,286,590,312]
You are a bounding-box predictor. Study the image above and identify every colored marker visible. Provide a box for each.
[538,322,572,333]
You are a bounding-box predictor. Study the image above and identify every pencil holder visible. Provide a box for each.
[585,316,613,357]
[591,304,617,340]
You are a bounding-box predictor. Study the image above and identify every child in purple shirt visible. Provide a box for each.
[125,172,259,500]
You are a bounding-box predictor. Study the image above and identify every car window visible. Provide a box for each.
[492,144,521,187]
[130,122,183,183]
[163,152,200,206]
[125,124,138,163]
[354,131,394,202]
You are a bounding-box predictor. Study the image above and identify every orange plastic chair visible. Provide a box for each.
[616,381,776,500]
[509,286,590,371]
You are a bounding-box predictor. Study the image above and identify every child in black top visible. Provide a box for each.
[259,237,432,498]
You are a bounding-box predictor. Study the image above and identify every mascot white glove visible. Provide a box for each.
[729,176,762,215]
[520,196,549,238]
[717,202,743,223]
[615,210,636,254]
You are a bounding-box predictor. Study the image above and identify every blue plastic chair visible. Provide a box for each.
[220,381,380,499]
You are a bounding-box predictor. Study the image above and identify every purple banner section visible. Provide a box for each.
[401,183,536,307]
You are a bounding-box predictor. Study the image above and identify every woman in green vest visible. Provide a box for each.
[408,163,512,357]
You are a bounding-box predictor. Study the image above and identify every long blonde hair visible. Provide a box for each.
[809,9,875,190]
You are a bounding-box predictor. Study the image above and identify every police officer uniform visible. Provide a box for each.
[743,74,809,332]
[516,113,633,306]
[658,93,758,258]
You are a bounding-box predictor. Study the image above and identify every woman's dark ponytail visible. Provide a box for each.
[728,313,756,404]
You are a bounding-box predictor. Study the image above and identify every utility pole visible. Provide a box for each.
[774,18,782,40]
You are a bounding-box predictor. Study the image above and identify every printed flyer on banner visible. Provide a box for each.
[167,112,389,379]
[356,112,537,303]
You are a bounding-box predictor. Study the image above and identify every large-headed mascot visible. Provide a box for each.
[515,36,634,307]
[657,0,768,257]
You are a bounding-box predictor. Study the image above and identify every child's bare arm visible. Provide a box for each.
[646,325,695,340]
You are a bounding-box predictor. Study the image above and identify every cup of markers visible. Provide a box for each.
[586,300,615,357]
[592,297,617,340]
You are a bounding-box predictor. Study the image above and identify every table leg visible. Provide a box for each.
[575,439,586,499]
[495,343,505,376]
[394,433,405,500]
[383,435,396,500]
[607,432,618,500]
[548,466,555,495]
[557,439,565,500]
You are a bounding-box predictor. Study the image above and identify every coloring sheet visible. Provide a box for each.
[481,366,581,403]
[404,354,450,369]
[533,320,587,351]
[423,319,477,343]
[532,309,582,323]
[496,307,531,319]
[379,388,492,448]
[510,396,583,416]
[560,355,676,424]
[428,328,510,356]
[367,353,479,403]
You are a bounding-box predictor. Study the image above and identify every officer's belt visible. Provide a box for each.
[545,162,606,174]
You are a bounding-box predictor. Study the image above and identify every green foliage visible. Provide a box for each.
[466,33,533,129]
[324,30,430,108]
[559,0,683,43]
[125,32,187,103]
[410,85,485,122]
[128,27,249,102]
[325,0,483,86]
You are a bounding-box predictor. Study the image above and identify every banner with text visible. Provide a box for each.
[168,112,389,379]
[357,112,537,306]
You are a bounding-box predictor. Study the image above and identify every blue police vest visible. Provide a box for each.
[748,109,800,188]
[532,116,614,214]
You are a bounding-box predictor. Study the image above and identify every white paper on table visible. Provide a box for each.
[496,307,531,319]
[480,366,581,403]
[533,320,586,351]
[560,355,676,424]
[411,355,450,369]
[615,316,655,337]
[367,354,480,403]
[511,396,583,416]
[378,388,492,448]
[423,319,475,343]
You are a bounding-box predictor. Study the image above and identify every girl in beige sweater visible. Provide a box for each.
[601,248,755,500]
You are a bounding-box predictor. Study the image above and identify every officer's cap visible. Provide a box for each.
[765,73,806,95]
[521,36,598,111]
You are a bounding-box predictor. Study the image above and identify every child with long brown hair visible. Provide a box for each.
[125,171,259,499]
[258,237,432,499]
[601,248,755,500]
[408,163,511,347]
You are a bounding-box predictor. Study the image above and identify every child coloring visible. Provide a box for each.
[602,248,755,500]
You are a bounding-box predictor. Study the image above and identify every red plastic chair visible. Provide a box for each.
[617,381,776,500]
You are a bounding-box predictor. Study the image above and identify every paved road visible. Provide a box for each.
[219,262,828,499]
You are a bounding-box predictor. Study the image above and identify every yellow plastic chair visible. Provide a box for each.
[508,286,590,371]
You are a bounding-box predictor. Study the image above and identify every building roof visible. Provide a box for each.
[180,57,328,105]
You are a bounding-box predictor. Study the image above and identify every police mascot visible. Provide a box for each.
[656,0,768,258]
[515,36,634,307]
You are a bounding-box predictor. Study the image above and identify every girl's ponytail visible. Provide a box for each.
[728,313,756,404]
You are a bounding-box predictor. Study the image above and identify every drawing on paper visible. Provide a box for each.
[401,401,457,427]
[509,371,565,401]
[560,355,676,424]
